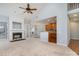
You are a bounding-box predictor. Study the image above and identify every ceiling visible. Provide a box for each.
[69,12,79,22]
[39,16,56,24]
[0,3,47,17]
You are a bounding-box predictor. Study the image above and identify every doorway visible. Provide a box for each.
[68,12,79,55]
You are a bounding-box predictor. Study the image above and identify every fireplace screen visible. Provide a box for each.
[13,32,22,40]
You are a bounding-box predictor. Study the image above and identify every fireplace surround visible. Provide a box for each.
[8,17,25,41]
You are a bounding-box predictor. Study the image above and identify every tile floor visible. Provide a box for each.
[0,38,77,56]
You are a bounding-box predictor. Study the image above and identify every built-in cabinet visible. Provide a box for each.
[45,23,56,31]
[48,32,56,43]
[45,23,56,43]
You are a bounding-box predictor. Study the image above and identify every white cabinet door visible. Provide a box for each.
[40,32,48,42]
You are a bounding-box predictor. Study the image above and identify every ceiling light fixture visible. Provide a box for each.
[19,3,37,14]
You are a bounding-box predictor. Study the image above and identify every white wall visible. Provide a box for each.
[0,4,26,17]
[0,15,9,39]
[68,7,79,40]
[70,21,79,40]
[39,3,70,46]
[34,23,45,37]
[0,15,9,22]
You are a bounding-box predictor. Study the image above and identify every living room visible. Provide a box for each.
[0,3,78,56]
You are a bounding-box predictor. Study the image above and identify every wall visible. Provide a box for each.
[0,15,9,39]
[70,21,79,40]
[38,3,70,46]
[0,15,9,22]
[68,8,79,14]
[0,4,26,17]
[33,23,45,37]
[68,7,79,40]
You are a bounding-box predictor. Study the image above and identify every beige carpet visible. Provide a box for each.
[0,38,77,56]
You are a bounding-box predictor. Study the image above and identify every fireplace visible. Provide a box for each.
[13,32,22,40]
[11,32,25,42]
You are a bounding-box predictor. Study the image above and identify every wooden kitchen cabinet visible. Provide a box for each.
[45,23,56,31]
[48,32,56,43]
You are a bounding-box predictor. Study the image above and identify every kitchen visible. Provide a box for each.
[40,16,57,43]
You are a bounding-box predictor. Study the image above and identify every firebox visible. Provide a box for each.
[13,32,22,40]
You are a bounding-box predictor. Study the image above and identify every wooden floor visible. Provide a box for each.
[68,39,79,55]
